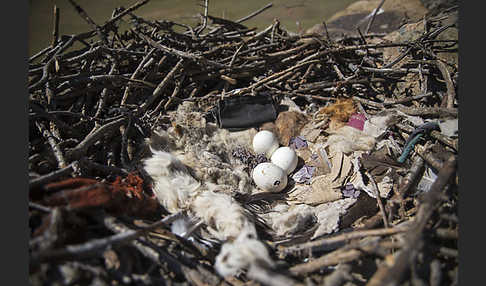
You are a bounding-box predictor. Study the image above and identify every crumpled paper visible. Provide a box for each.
[292,165,316,184]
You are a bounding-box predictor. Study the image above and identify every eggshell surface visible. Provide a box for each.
[252,130,279,158]
[252,163,288,192]
[271,147,298,174]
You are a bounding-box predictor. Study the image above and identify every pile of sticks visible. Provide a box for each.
[29,0,458,285]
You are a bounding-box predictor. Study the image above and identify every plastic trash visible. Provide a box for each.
[211,95,277,130]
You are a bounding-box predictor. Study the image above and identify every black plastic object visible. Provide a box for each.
[211,95,278,130]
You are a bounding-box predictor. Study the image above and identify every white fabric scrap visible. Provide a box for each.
[325,126,376,154]
[348,157,393,198]
[261,204,316,237]
[438,119,458,137]
[416,167,438,193]
[312,198,357,239]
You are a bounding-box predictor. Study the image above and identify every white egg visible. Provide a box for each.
[271,147,298,174]
[252,163,288,192]
[252,130,279,158]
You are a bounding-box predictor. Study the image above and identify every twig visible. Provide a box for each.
[195,0,209,36]
[247,262,301,286]
[369,175,390,228]
[51,5,60,47]
[289,238,400,275]
[29,161,79,190]
[383,92,432,106]
[366,156,456,286]
[435,60,456,108]
[137,59,185,115]
[365,0,386,34]
[121,48,156,106]
[138,32,225,68]
[30,212,182,268]
[28,36,76,92]
[67,0,108,45]
[395,105,458,118]
[35,122,67,169]
[101,0,151,30]
[79,158,129,176]
[234,59,320,95]
[28,202,53,213]
[280,226,408,254]
[94,62,117,118]
[66,117,127,160]
[236,3,273,23]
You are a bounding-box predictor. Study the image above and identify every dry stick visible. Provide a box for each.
[102,215,220,284]
[28,36,76,92]
[280,226,408,254]
[229,42,246,67]
[62,46,102,65]
[236,2,273,23]
[366,156,457,286]
[79,158,129,176]
[243,21,275,43]
[429,259,442,286]
[298,42,409,64]
[94,62,117,118]
[360,66,429,75]
[195,0,209,36]
[435,60,456,109]
[138,33,225,68]
[120,48,156,106]
[202,2,272,38]
[35,122,67,169]
[298,78,386,93]
[137,59,184,115]
[415,145,447,171]
[66,117,127,160]
[365,0,386,34]
[67,0,108,45]
[395,105,458,118]
[51,5,60,47]
[120,116,133,170]
[300,63,315,84]
[30,212,181,268]
[101,0,150,30]
[161,76,183,112]
[29,46,53,63]
[369,175,390,228]
[289,238,400,275]
[430,130,458,151]
[267,42,313,58]
[247,263,301,286]
[28,202,53,213]
[383,92,432,106]
[382,46,412,69]
[233,59,320,95]
[398,156,425,198]
[352,96,384,109]
[29,162,79,190]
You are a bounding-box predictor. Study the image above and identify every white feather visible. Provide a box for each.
[215,229,275,277]
[144,151,201,213]
[191,191,256,241]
